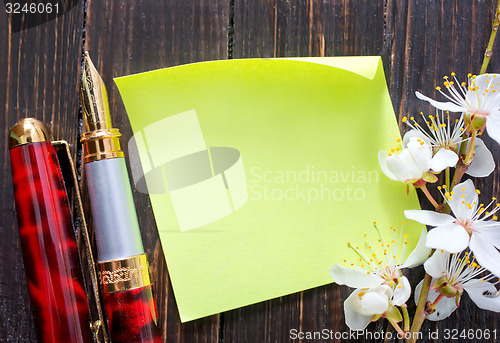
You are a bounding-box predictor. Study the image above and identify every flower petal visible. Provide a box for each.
[329,264,383,289]
[466,74,500,113]
[470,233,500,277]
[404,210,455,226]
[378,150,399,181]
[392,276,411,306]
[448,179,478,219]
[385,151,420,182]
[390,147,426,181]
[414,279,458,321]
[349,285,391,316]
[403,129,430,147]
[428,148,459,172]
[466,138,495,177]
[453,179,477,201]
[415,91,465,112]
[407,137,433,172]
[485,111,500,145]
[401,227,432,268]
[474,221,500,249]
[423,250,449,279]
[344,291,373,331]
[463,279,500,312]
[426,223,470,253]
[469,74,500,90]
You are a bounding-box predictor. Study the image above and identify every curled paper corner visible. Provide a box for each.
[128,109,248,232]
[282,56,382,80]
[114,56,383,84]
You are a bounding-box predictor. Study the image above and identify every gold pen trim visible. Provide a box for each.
[8,118,52,149]
[81,128,124,163]
[97,254,152,293]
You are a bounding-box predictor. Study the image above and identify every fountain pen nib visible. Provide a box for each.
[80,52,112,132]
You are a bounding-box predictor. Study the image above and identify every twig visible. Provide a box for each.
[451,157,470,189]
[401,305,410,333]
[480,0,500,74]
[388,318,406,338]
[430,294,445,310]
[464,129,477,164]
[419,184,442,211]
[407,273,433,343]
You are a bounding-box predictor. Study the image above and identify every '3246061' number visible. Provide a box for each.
[5,2,60,14]
[443,328,497,340]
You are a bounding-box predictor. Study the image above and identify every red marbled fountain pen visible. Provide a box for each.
[9,118,94,343]
[79,52,162,343]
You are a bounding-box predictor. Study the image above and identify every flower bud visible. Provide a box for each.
[439,283,462,297]
[432,276,463,298]
[465,112,487,130]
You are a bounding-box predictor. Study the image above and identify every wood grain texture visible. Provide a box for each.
[3,0,500,342]
[84,0,229,342]
[0,3,85,342]
[233,0,385,58]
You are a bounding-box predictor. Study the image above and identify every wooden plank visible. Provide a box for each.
[0,3,85,342]
[84,0,229,341]
[233,0,385,58]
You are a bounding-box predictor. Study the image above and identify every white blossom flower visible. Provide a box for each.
[402,111,494,177]
[330,225,431,330]
[405,179,500,276]
[378,136,454,185]
[343,283,408,330]
[414,250,500,321]
[415,73,500,144]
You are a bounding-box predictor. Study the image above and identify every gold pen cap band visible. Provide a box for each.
[9,118,52,149]
[81,128,124,163]
[97,254,152,293]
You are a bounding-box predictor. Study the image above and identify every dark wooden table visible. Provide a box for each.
[2,1,500,342]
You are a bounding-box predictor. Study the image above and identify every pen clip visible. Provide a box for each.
[52,140,110,343]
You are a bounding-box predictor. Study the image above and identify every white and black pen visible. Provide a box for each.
[80,52,162,343]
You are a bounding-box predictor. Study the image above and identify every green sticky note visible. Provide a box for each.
[114,57,422,322]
